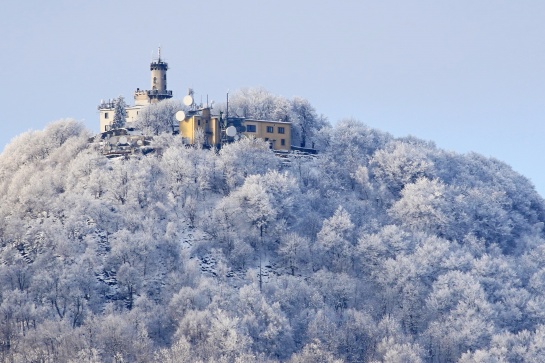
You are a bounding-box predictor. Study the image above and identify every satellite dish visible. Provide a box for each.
[226,126,237,137]
[175,110,186,121]
[137,140,143,146]
[183,95,193,106]
[235,108,244,117]
[234,134,240,141]
[119,136,127,144]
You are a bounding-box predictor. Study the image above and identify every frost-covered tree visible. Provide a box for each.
[135,99,183,135]
[112,95,127,129]
[217,136,279,193]
[291,96,327,148]
[279,233,311,276]
[371,140,434,195]
[316,206,354,272]
[227,87,291,121]
[288,340,344,363]
[389,177,449,235]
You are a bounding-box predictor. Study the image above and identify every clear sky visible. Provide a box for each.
[1,1,544,196]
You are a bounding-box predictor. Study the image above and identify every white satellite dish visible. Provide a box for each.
[234,134,240,141]
[119,136,127,144]
[226,126,237,137]
[235,108,244,117]
[175,110,186,121]
[183,95,193,106]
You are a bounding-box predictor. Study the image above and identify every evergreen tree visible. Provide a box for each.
[112,95,127,129]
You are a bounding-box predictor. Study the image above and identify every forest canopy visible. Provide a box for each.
[0,94,545,362]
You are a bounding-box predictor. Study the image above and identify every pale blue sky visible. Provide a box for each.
[1,1,544,196]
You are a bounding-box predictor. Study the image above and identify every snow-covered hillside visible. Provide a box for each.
[0,115,544,362]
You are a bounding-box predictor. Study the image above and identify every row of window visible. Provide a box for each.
[246,125,285,134]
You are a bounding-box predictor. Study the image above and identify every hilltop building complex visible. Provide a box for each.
[98,49,291,151]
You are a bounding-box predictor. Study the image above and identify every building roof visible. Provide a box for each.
[244,118,291,124]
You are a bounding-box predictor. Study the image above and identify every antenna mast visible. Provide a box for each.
[226,90,229,120]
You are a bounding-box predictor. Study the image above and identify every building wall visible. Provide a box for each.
[99,105,143,132]
[179,108,221,147]
[179,114,291,150]
[99,108,113,133]
[150,62,167,93]
[134,91,150,106]
[126,106,141,123]
[242,119,291,151]
[179,115,195,144]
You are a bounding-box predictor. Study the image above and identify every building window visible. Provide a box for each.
[153,77,157,84]
[164,74,167,80]
[266,126,274,133]
[104,112,109,119]
[246,124,256,132]
[198,120,201,126]
[278,127,285,134]
[265,138,269,141]
[281,139,285,146]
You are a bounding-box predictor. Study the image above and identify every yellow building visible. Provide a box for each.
[98,48,173,132]
[179,107,222,148]
[241,119,291,151]
[178,107,291,151]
